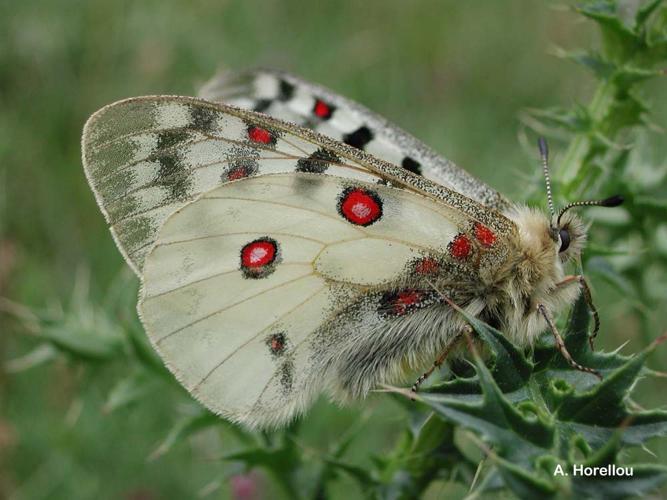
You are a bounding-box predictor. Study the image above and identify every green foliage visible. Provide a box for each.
[3,1,667,498]
[409,299,667,499]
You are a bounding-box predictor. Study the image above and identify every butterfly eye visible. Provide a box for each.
[559,228,571,253]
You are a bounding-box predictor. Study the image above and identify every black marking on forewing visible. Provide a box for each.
[222,158,260,181]
[278,79,295,101]
[253,99,272,113]
[189,105,216,131]
[295,148,340,173]
[156,129,189,150]
[154,152,192,201]
[401,157,423,176]
[343,126,373,150]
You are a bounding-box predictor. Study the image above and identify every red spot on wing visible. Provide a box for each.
[474,223,496,247]
[241,240,276,268]
[313,99,333,119]
[392,290,422,315]
[247,126,274,144]
[449,234,471,260]
[228,166,249,180]
[338,188,383,226]
[414,257,439,275]
[271,337,283,351]
[269,333,286,354]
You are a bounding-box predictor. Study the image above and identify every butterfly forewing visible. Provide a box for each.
[199,68,510,210]
[139,172,511,427]
[83,96,513,275]
[83,96,382,273]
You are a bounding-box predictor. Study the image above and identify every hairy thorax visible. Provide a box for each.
[484,206,582,346]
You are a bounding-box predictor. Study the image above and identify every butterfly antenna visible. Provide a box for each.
[538,137,556,222]
[556,195,624,226]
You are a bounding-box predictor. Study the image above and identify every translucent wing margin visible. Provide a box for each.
[82,96,514,275]
[199,68,510,210]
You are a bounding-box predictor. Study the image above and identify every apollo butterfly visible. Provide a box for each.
[82,68,622,428]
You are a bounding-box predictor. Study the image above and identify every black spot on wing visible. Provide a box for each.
[278,79,295,101]
[296,148,340,173]
[189,105,216,131]
[401,157,422,176]
[343,126,373,150]
[253,99,272,113]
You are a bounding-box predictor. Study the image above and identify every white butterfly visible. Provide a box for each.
[82,68,616,428]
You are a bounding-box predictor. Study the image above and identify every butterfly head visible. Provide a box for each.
[537,137,624,263]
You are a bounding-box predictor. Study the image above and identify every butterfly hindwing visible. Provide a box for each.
[199,68,510,210]
[138,172,510,428]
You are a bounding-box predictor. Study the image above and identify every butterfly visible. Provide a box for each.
[82,68,622,428]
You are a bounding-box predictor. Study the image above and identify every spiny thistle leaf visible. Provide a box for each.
[103,369,161,413]
[405,295,667,498]
[149,408,227,461]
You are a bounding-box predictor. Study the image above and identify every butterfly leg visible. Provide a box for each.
[555,275,600,350]
[537,304,602,380]
[411,326,470,393]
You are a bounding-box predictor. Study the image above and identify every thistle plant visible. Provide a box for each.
[3,1,667,499]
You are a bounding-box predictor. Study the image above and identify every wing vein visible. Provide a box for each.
[243,288,366,420]
[192,285,329,392]
[154,272,316,344]
[158,231,328,247]
[144,262,314,300]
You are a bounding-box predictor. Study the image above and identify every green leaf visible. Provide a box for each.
[418,348,554,467]
[322,458,378,495]
[523,106,592,133]
[125,322,171,379]
[103,369,161,413]
[396,295,667,497]
[4,343,58,373]
[219,434,303,499]
[635,0,664,29]
[149,409,224,461]
[39,316,122,361]
[577,1,640,62]
[560,49,617,79]
[493,454,558,499]
[611,65,662,86]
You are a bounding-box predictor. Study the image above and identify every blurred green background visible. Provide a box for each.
[1,1,666,499]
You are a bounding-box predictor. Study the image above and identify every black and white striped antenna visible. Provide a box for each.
[538,137,555,222]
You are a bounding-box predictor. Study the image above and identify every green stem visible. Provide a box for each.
[557,80,617,191]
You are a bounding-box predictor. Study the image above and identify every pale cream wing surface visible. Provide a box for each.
[138,173,463,428]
